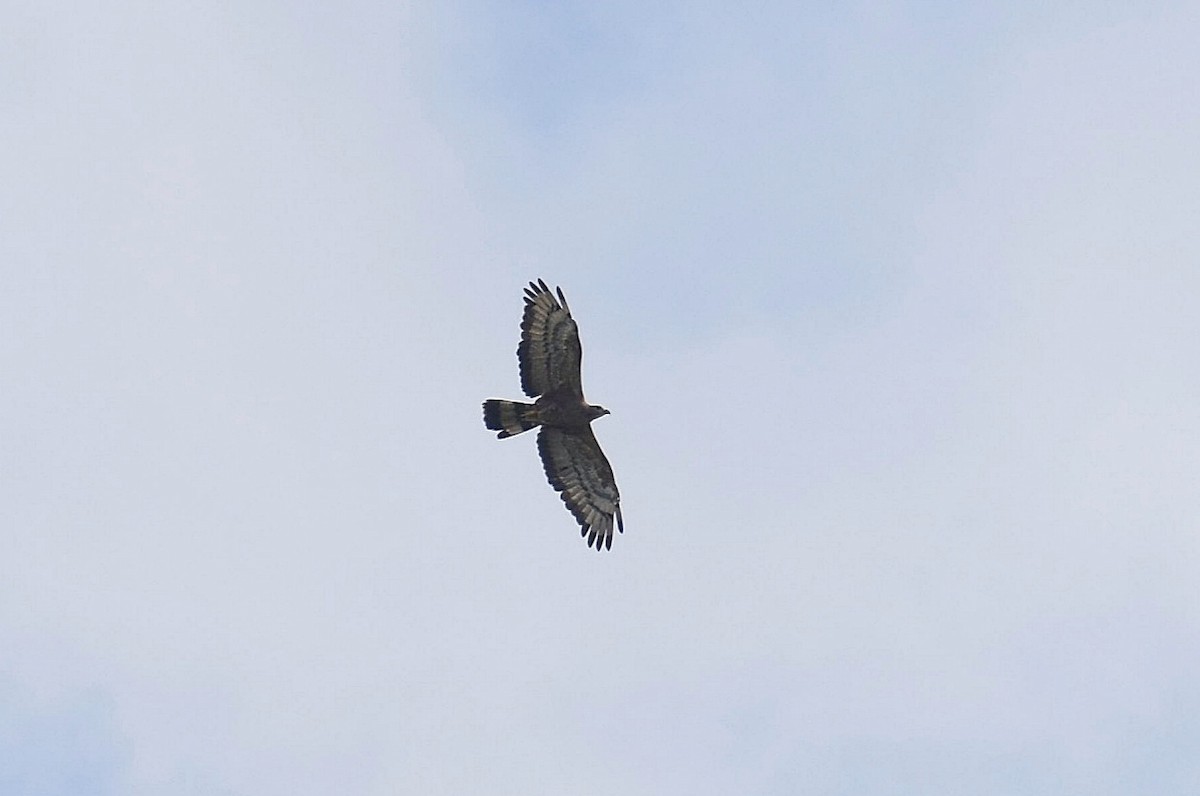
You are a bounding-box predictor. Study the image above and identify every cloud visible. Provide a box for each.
[2,2,1198,794]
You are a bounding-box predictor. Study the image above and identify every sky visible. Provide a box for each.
[2,1,1199,793]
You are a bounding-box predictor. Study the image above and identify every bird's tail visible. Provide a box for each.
[483,400,540,438]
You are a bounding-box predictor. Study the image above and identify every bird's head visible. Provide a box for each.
[587,404,611,420]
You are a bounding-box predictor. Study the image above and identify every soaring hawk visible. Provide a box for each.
[483,280,624,550]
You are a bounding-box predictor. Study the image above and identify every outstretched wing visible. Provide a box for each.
[518,279,583,398]
[537,427,624,551]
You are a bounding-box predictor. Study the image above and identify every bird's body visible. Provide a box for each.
[534,385,607,426]
[483,280,623,550]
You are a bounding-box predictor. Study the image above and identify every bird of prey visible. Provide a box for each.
[483,279,624,550]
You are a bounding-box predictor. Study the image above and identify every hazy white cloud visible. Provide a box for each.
[2,1,1198,794]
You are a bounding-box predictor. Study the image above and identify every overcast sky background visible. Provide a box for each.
[3,2,1199,794]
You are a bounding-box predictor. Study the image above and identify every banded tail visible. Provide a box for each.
[483,399,540,438]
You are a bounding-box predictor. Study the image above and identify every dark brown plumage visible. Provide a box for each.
[483,279,624,550]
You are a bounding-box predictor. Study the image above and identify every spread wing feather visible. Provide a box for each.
[537,427,624,551]
[518,279,583,398]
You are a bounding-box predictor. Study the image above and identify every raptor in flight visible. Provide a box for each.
[483,280,623,550]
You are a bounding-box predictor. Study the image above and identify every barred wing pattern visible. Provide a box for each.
[518,279,583,398]
[537,427,624,551]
